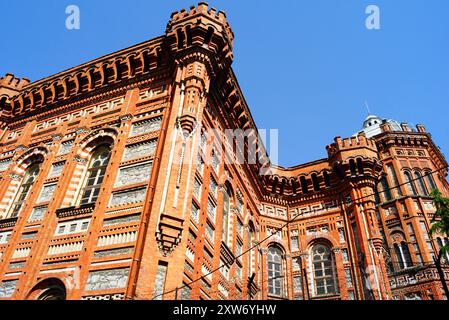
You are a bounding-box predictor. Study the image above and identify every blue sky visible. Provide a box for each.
[1,0,448,167]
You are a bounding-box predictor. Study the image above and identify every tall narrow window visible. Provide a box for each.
[424,171,437,191]
[323,171,331,188]
[380,176,392,201]
[312,244,337,296]
[221,186,231,244]
[404,171,417,196]
[300,176,308,194]
[356,158,364,176]
[386,164,402,197]
[414,171,428,195]
[79,146,111,205]
[349,159,357,177]
[394,241,412,270]
[9,164,40,218]
[267,246,284,296]
[311,174,320,192]
[247,224,255,277]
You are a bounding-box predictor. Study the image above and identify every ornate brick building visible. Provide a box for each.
[0,3,447,300]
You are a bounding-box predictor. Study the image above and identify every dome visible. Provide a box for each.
[363,114,383,129]
[355,114,404,138]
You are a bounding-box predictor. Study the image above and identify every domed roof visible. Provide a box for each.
[363,114,382,129]
[355,114,403,138]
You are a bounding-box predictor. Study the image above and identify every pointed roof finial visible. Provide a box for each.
[364,100,371,115]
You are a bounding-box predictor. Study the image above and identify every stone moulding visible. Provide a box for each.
[55,203,95,219]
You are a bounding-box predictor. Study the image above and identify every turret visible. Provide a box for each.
[0,74,30,117]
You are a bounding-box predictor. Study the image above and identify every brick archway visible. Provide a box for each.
[26,278,67,300]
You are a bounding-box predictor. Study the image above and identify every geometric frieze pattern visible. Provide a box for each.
[0,280,18,298]
[82,293,125,300]
[122,140,157,162]
[389,267,449,289]
[115,162,153,188]
[85,268,130,291]
[110,187,147,207]
[130,117,162,137]
[34,98,125,133]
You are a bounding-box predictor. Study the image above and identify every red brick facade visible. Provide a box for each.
[0,3,447,300]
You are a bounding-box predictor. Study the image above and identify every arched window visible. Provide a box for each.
[9,164,40,218]
[323,171,331,188]
[349,159,357,177]
[267,246,284,296]
[300,176,308,194]
[79,146,111,205]
[356,158,364,176]
[394,241,412,270]
[311,174,320,192]
[403,171,417,196]
[221,185,231,244]
[424,171,437,192]
[380,176,392,201]
[436,238,449,263]
[312,244,337,296]
[414,171,428,195]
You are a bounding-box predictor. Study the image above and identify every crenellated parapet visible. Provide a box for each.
[326,133,382,181]
[165,2,234,77]
[0,74,30,119]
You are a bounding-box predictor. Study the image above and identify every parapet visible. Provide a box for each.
[326,133,378,159]
[167,2,234,48]
[0,73,30,93]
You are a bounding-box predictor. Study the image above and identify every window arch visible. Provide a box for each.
[414,171,428,195]
[79,145,111,205]
[311,243,338,296]
[8,163,40,218]
[403,171,417,196]
[267,245,284,296]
